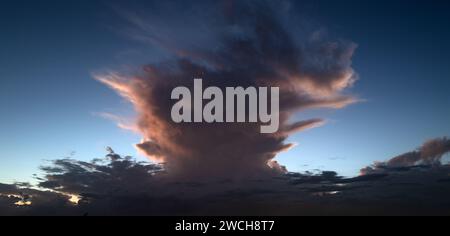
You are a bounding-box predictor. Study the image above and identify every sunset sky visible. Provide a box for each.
[1,0,450,184]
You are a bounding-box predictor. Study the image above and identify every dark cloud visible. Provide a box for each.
[361,137,450,175]
[2,1,449,216]
[0,182,73,216]
[1,144,450,216]
[97,0,358,179]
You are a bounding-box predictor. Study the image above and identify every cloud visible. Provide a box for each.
[2,1,450,216]
[361,137,450,175]
[93,112,138,132]
[1,141,450,216]
[0,182,74,216]
[97,0,358,179]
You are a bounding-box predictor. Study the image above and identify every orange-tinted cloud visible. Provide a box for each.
[361,137,450,175]
[97,0,358,179]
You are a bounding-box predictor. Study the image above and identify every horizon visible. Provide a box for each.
[1,0,450,216]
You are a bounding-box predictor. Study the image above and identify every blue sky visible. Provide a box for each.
[1,0,450,183]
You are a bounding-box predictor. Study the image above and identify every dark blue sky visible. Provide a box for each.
[1,0,450,182]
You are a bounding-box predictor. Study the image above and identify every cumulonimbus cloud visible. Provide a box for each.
[97,0,358,179]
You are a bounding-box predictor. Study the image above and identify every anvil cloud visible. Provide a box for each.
[97,0,358,179]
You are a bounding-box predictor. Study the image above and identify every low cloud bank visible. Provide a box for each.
[1,139,450,216]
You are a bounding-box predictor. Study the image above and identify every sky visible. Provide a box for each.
[1,0,450,184]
